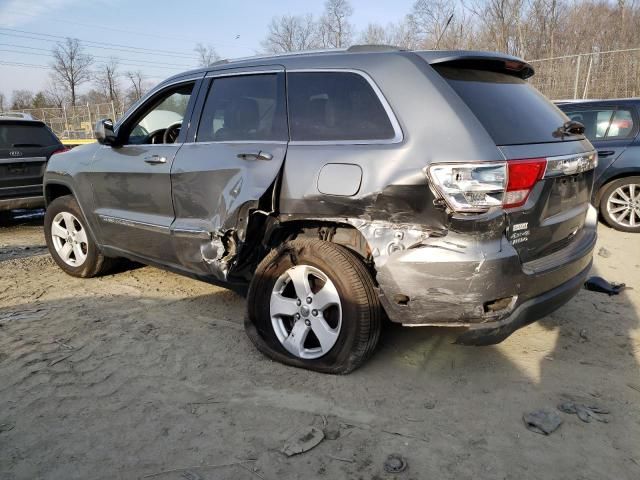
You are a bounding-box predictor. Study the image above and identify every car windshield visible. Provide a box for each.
[0,123,59,148]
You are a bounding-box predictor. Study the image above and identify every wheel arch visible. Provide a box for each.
[44,182,75,207]
[595,169,640,205]
[266,219,372,264]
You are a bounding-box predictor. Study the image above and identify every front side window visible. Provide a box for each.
[287,72,396,142]
[196,73,287,142]
[564,108,635,141]
[126,83,194,145]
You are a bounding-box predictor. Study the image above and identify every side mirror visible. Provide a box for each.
[94,119,118,146]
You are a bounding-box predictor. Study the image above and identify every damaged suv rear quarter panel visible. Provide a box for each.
[277,52,511,319]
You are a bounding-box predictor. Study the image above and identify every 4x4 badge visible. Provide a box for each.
[9,151,22,157]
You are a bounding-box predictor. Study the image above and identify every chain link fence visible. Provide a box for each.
[528,48,640,101]
[19,103,125,140]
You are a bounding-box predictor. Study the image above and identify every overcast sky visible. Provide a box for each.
[0,0,416,98]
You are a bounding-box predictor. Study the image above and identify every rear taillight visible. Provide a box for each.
[503,158,547,209]
[52,147,70,155]
[428,159,546,213]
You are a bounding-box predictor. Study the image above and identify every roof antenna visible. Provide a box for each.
[435,14,454,50]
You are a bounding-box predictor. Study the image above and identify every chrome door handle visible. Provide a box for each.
[237,151,273,161]
[144,155,167,164]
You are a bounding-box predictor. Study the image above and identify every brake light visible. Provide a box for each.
[503,158,546,208]
[428,159,546,213]
[51,147,70,156]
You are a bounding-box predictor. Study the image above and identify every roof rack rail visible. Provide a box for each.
[347,44,402,53]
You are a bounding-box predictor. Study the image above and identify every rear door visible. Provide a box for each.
[0,121,62,202]
[170,66,288,279]
[559,105,638,182]
[433,64,596,263]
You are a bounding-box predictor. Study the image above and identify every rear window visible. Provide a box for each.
[434,66,575,146]
[562,108,635,141]
[288,72,396,142]
[0,123,59,148]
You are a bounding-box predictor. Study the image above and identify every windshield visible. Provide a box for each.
[434,66,581,146]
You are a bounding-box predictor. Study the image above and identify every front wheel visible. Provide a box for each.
[44,195,114,277]
[245,238,381,374]
[600,176,640,232]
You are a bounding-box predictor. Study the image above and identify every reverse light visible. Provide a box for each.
[428,159,546,213]
[429,163,507,212]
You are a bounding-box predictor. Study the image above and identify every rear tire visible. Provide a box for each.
[44,195,115,277]
[599,176,640,232]
[245,238,381,374]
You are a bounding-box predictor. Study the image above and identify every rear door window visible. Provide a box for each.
[287,71,396,142]
[433,66,575,146]
[196,73,287,142]
[563,108,635,141]
[0,123,59,148]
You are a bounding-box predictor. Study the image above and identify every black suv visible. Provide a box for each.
[0,116,64,221]
[43,48,597,373]
[557,99,640,232]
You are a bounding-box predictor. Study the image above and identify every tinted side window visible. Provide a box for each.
[197,73,287,142]
[288,72,396,141]
[564,108,635,140]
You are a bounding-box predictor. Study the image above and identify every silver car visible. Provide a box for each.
[43,46,597,373]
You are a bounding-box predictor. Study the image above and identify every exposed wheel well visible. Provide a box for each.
[45,183,73,206]
[268,220,372,263]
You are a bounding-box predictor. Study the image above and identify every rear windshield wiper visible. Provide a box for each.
[11,143,44,147]
[552,120,585,139]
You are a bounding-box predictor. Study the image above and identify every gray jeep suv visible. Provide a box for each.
[43,47,597,373]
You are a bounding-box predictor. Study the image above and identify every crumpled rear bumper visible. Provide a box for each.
[377,205,597,345]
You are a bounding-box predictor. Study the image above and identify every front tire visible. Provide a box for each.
[600,176,640,232]
[245,238,381,374]
[44,195,114,277]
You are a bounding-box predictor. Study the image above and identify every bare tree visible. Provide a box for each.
[318,0,354,48]
[50,38,94,107]
[126,71,147,103]
[94,58,121,105]
[0,93,6,112]
[11,90,34,110]
[194,43,220,66]
[45,79,67,109]
[359,23,392,45]
[262,14,319,53]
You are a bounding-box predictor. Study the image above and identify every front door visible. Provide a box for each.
[90,79,200,264]
[170,67,288,279]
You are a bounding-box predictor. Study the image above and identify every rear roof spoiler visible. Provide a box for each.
[415,50,535,79]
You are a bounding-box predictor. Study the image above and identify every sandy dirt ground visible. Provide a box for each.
[0,212,639,480]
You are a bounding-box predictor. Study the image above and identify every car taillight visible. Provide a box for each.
[503,158,547,209]
[52,147,70,155]
[428,163,507,212]
[428,159,547,213]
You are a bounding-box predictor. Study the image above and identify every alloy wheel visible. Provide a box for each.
[270,264,342,359]
[606,183,640,228]
[50,212,89,267]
